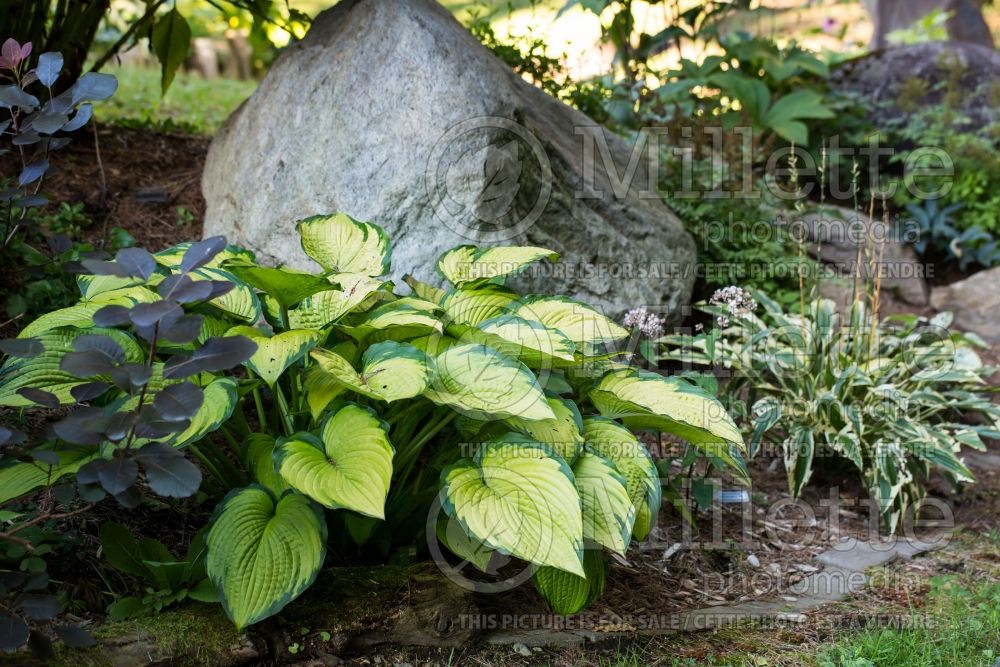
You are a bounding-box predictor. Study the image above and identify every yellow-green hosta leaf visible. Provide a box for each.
[0,447,97,504]
[448,315,576,368]
[437,245,558,287]
[310,341,433,402]
[404,274,446,305]
[77,274,145,299]
[155,242,254,270]
[18,287,157,339]
[274,404,394,518]
[338,298,443,342]
[582,418,660,540]
[297,213,391,276]
[302,365,347,420]
[357,298,441,329]
[221,258,338,309]
[532,549,606,615]
[511,296,628,346]
[286,274,385,330]
[440,434,584,576]
[0,327,143,407]
[424,343,555,421]
[226,326,320,386]
[206,486,326,629]
[590,370,747,478]
[435,516,495,573]
[572,450,634,554]
[442,287,517,326]
[169,378,240,449]
[191,267,260,323]
[477,315,576,363]
[503,396,584,462]
[357,341,434,400]
[245,433,289,494]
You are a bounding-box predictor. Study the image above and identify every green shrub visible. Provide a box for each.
[661,291,999,533]
[0,213,748,631]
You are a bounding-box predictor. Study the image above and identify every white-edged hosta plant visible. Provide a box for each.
[0,212,747,627]
[660,291,1000,533]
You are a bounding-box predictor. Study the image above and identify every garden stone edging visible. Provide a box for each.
[484,537,941,649]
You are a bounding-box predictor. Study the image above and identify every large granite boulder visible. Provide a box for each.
[830,42,1000,132]
[202,0,695,317]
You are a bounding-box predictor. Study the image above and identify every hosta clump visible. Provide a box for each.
[660,292,1000,532]
[0,213,748,629]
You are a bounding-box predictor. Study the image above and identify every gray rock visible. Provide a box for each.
[865,0,994,49]
[930,266,1000,343]
[202,0,695,318]
[830,42,1000,133]
[777,206,929,306]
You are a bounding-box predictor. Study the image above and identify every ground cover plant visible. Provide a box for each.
[0,211,749,644]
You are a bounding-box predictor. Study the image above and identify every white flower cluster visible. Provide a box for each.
[709,286,757,328]
[623,307,664,339]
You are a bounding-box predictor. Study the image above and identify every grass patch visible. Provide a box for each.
[816,576,1000,667]
[94,65,257,134]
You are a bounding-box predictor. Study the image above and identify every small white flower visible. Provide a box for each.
[623,307,664,339]
[709,286,757,327]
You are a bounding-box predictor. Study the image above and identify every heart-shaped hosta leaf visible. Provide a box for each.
[436,516,495,573]
[297,213,391,276]
[166,377,239,448]
[274,404,394,518]
[572,451,634,554]
[310,341,432,402]
[302,365,347,420]
[403,274,446,305]
[442,288,517,326]
[440,434,584,576]
[155,242,254,270]
[532,549,606,615]
[191,267,260,323]
[245,433,289,493]
[477,315,576,363]
[339,298,443,342]
[582,418,660,540]
[206,486,326,629]
[503,397,584,462]
[226,326,320,386]
[0,327,142,407]
[424,343,555,421]
[590,369,747,478]
[221,259,337,309]
[285,274,385,330]
[511,296,628,346]
[0,447,97,504]
[437,245,558,287]
[18,289,157,339]
[77,274,146,300]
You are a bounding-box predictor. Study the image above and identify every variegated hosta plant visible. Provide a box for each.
[0,213,747,627]
[660,292,1000,533]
